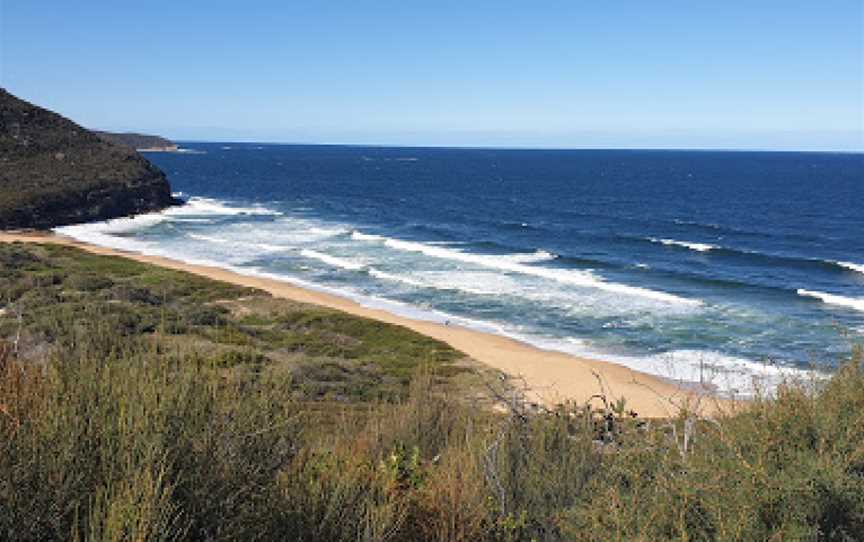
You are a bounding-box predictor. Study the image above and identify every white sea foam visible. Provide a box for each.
[187,233,284,253]
[350,231,386,242]
[797,289,864,312]
[836,261,864,275]
[352,235,699,305]
[79,213,173,233]
[492,249,558,263]
[307,226,349,237]
[299,249,365,271]
[54,222,154,252]
[649,237,716,252]
[551,343,816,398]
[187,233,228,244]
[367,269,429,289]
[165,197,283,217]
[413,271,527,297]
[57,198,284,239]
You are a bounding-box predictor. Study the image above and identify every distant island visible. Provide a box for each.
[94,131,178,152]
[0,88,177,229]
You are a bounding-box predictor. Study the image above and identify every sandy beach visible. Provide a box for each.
[0,231,729,417]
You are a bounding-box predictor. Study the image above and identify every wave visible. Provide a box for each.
[306,226,349,237]
[351,234,699,305]
[796,289,864,312]
[187,233,229,244]
[836,261,864,276]
[644,236,864,280]
[55,222,154,252]
[485,249,558,264]
[165,197,283,217]
[649,237,717,252]
[367,269,429,289]
[187,233,285,253]
[671,218,824,243]
[351,231,385,242]
[299,249,365,271]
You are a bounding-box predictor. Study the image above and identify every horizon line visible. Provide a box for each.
[168,139,864,154]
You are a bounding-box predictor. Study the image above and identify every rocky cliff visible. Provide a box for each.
[0,89,177,229]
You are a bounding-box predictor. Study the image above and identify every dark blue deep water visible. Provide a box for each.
[58,144,864,394]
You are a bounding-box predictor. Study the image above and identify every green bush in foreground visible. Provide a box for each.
[1,337,862,541]
[0,243,862,540]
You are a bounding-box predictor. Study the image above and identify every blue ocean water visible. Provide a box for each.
[57,144,864,394]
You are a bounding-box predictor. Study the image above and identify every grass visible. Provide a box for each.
[0,242,466,402]
[1,242,862,541]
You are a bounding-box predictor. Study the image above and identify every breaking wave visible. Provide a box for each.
[649,237,717,252]
[796,289,864,313]
[350,233,700,305]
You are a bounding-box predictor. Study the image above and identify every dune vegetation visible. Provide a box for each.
[1,242,862,541]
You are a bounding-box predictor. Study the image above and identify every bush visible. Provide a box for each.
[1,243,862,540]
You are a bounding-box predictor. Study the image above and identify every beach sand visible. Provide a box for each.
[0,232,731,418]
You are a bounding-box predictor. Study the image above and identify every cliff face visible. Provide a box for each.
[0,89,177,229]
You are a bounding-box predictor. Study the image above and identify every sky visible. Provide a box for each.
[1,1,862,150]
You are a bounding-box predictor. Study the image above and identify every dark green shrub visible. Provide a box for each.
[66,273,114,292]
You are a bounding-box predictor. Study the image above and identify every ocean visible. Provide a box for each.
[56,144,864,395]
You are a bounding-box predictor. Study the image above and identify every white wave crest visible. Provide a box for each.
[165,197,283,217]
[187,233,228,244]
[836,261,864,275]
[797,289,864,312]
[492,249,558,263]
[350,231,386,242]
[187,233,284,253]
[649,237,716,252]
[352,235,699,305]
[300,249,365,271]
[367,269,429,289]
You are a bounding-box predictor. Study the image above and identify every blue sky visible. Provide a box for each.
[1,1,861,149]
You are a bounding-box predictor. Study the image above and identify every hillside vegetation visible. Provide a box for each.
[0,89,176,229]
[1,243,862,541]
[95,131,177,151]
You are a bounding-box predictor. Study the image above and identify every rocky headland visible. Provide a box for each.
[94,131,178,152]
[0,89,177,229]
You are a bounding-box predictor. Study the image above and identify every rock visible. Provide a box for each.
[0,88,180,229]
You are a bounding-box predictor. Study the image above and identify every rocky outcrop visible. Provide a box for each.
[95,131,178,152]
[0,89,178,229]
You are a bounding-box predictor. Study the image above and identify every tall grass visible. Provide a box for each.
[5,340,861,540]
[1,243,862,540]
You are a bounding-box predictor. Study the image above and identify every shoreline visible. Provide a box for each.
[0,231,731,417]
